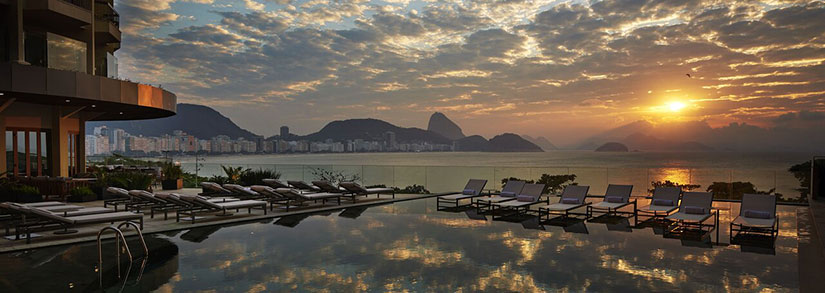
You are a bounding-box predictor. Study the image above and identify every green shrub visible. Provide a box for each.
[501,174,577,195]
[183,172,209,188]
[240,168,281,186]
[162,162,183,180]
[207,175,230,185]
[706,181,774,200]
[648,180,701,194]
[221,166,245,184]
[0,183,41,203]
[106,172,155,190]
[310,168,361,185]
[70,186,95,197]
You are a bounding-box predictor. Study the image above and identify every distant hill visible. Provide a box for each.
[86,103,260,139]
[455,135,491,151]
[521,135,558,151]
[595,142,629,152]
[300,118,452,144]
[489,133,543,152]
[622,133,713,151]
[427,112,465,140]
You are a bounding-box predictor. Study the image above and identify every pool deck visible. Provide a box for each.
[0,189,444,253]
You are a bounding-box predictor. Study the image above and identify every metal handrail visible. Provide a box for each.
[117,221,148,257]
[97,220,148,288]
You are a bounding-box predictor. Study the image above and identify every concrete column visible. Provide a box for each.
[7,0,26,64]
[86,1,96,75]
[49,106,68,177]
[0,114,6,174]
[77,119,86,173]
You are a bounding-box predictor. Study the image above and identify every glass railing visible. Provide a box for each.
[179,163,807,203]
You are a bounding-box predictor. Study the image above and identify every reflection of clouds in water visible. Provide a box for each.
[383,236,463,266]
[599,254,683,284]
[147,201,799,291]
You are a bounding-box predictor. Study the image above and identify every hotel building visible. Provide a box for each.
[0,0,176,177]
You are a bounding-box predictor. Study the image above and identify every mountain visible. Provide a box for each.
[489,133,543,152]
[622,133,713,151]
[595,142,629,152]
[581,117,825,152]
[300,118,452,143]
[521,135,558,151]
[427,112,465,140]
[455,135,491,151]
[86,103,260,139]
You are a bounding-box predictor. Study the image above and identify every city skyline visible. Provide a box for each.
[115,0,825,144]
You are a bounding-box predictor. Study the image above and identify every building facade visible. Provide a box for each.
[1,0,176,177]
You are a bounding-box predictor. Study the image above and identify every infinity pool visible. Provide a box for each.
[0,199,801,292]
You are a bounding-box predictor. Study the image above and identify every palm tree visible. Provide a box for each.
[221,165,246,184]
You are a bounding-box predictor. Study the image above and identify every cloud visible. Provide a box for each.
[114,0,825,143]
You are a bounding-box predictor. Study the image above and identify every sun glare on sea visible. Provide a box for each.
[667,101,686,112]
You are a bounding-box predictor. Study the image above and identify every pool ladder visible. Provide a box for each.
[97,221,148,282]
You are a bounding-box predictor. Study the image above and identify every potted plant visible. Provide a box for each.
[161,162,184,190]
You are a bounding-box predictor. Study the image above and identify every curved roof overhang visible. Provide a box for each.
[0,62,176,121]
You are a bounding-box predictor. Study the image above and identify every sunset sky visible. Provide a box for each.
[116,0,825,144]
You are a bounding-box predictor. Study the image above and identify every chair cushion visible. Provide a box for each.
[561,198,579,204]
[605,196,624,203]
[516,195,534,202]
[684,206,705,215]
[744,210,771,219]
[462,189,475,195]
[652,199,673,206]
[501,191,517,197]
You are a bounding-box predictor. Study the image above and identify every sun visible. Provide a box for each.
[667,101,686,112]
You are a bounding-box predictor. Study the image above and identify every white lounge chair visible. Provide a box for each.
[199,182,234,196]
[490,183,547,219]
[177,194,267,223]
[250,185,291,210]
[474,180,526,213]
[273,188,342,210]
[586,184,635,219]
[5,203,143,243]
[339,182,395,200]
[262,179,291,189]
[730,193,778,239]
[534,185,591,221]
[635,186,681,225]
[104,187,133,211]
[287,180,322,192]
[436,179,488,210]
[666,191,718,238]
[223,184,264,199]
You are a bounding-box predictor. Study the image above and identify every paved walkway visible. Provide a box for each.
[1,189,442,253]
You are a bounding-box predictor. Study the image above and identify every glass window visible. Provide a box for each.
[47,33,86,73]
[5,131,12,175]
[24,32,46,67]
[29,131,38,176]
[40,131,50,176]
[16,131,25,176]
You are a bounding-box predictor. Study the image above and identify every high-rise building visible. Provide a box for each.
[0,0,176,176]
[280,126,289,138]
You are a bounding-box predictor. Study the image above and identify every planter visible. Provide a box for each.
[162,178,183,190]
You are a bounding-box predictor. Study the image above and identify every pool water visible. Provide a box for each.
[0,199,800,292]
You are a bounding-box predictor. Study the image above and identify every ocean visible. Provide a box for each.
[176,151,816,199]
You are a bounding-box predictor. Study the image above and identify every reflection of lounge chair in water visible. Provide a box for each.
[339,207,369,219]
[274,214,311,227]
[180,226,222,243]
[464,209,488,221]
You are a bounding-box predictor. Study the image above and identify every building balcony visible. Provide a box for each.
[94,1,121,43]
[0,62,176,121]
[24,0,93,28]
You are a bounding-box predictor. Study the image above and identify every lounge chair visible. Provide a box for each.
[262,179,291,189]
[176,195,267,223]
[490,183,547,219]
[199,182,234,196]
[223,184,265,199]
[534,185,591,221]
[1,202,115,239]
[274,188,342,210]
[312,181,345,193]
[4,203,143,243]
[586,184,635,219]
[104,187,133,211]
[250,185,291,210]
[665,191,718,239]
[18,201,65,207]
[635,186,681,225]
[730,193,778,239]
[287,180,322,192]
[436,179,488,210]
[339,182,395,200]
[474,180,526,213]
